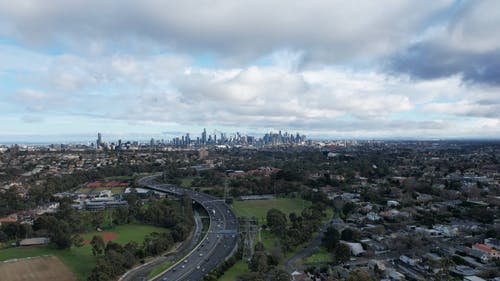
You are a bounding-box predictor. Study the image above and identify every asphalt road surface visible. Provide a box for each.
[139,175,239,281]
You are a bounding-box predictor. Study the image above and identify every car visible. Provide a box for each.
[181,265,185,268]
[199,253,203,256]
[196,265,200,269]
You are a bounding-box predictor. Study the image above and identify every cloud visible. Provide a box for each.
[0,0,499,139]
[388,0,500,85]
[13,88,66,111]
[3,44,499,136]
[0,0,451,62]
[116,65,418,128]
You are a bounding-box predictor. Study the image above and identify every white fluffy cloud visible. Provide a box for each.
[3,45,499,138]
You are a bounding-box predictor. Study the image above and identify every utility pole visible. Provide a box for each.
[241,218,259,261]
[224,177,228,202]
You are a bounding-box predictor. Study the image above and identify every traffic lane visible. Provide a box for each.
[158,229,238,280]
[160,233,224,280]
[157,210,222,279]
[180,236,238,281]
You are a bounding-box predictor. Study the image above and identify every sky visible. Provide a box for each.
[1,0,500,143]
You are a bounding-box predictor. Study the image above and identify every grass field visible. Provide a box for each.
[232,198,312,223]
[306,248,333,264]
[0,256,77,281]
[217,260,249,281]
[0,224,167,281]
[260,229,280,250]
[181,178,194,188]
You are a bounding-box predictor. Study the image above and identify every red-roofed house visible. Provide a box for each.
[86,181,103,188]
[473,244,500,260]
[0,214,18,226]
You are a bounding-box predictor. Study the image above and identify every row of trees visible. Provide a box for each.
[266,203,326,251]
[87,230,181,281]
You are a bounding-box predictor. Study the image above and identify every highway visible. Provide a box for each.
[139,175,239,281]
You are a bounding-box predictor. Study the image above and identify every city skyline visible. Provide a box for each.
[1,1,500,141]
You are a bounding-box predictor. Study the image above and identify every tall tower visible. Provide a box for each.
[202,128,207,144]
[96,133,102,148]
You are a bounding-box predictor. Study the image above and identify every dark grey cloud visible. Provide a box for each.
[389,42,500,85]
[388,0,500,85]
[0,0,451,63]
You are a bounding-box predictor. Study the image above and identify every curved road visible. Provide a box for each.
[120,211,203,281]
[139,175,239,281]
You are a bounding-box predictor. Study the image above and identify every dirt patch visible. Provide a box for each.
[102,232,119,242]
[0,256,77,281]
[83,232,120,245]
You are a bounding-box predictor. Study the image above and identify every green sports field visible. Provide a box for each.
[232,198,312,223]
[0,223,167,281]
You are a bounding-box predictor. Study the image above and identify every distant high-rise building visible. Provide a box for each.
[96,133,102,148]
[202,128,207,144]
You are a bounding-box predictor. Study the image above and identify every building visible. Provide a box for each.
[96,132,102,148]
[199,148,209,159]
[485,238,500,250]
[19,237,50,246]
[399,255,421,266]
[464,276,487,281]
[472,244,500,260]
[342,242,365,256]
[0,214,18,226]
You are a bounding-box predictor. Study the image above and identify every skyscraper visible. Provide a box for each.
[96,133,102,148]
[202,128,207,144]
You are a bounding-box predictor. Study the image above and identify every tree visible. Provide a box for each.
[87,258,114,281]
[112,207,129,225]
[341,228,361,242]
[322,226,340,251]
[0,230,8,242]
[249,251,268,273]
[269,269,290,281]
[342,202,356,216]
[52,221,72,249]
[266,208,287,237]
[254,241,265,252]
[347,269,373,281]
[91,235,105,256]
[72,234,85,248]
[333,243,351,264]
